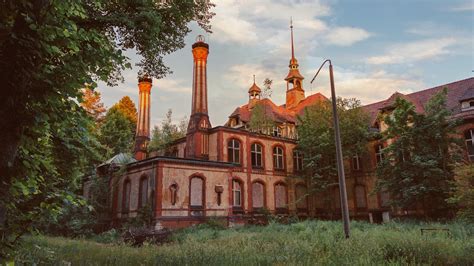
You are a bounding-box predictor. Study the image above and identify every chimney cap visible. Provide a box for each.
[138,74,152,83]
[192,35,209,49]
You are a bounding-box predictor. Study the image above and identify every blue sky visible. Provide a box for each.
[97,0,473,128]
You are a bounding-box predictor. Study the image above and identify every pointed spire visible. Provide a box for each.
[253,74,256,84]
[290,17,295,60]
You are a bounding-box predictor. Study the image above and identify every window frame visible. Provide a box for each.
[227,138,241,164]
[138,175,148,209]
[375,144,384,165]
[251,180,266,210]
[122,179,131,213]
[293,150,303,173]
[273,146,285,171]
[274,182,288,214]
[250,142,264,169]
[465,129,474,161]
[352,153,361,171]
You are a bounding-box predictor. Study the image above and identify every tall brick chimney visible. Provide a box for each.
[134,75,152,160]
[185,35,212,159]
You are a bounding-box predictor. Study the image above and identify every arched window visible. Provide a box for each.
[465,129,474,161]
[355,185,367,209]
[232,179,243,211]
[170,184,178,205]
[375,144,384,165]
[273,146,284,170]
[251,143,263,168]
[190,176,204,214]
[275,182,288,213]
[293,150,303,172]
[227,139,241,164]
[138,176,148,208]
[122,179,131,212]
[252,181,265,209]
[295,184,308,211]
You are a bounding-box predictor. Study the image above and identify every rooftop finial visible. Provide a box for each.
[253,74,256,84]
[290,17,295,60]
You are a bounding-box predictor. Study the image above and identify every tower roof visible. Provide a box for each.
[285,18,304,82]
[248,75,261,93]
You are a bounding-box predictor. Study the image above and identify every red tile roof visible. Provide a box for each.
[363,77,474,125]
[229,93,329,124]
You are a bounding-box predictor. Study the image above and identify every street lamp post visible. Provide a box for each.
[310,59,350,238]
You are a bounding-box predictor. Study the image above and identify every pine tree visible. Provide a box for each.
[80,88,106,123]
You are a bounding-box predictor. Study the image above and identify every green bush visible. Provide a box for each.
[15,220,474,265]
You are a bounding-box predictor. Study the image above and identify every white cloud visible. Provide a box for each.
[325,27,372,46]
[450,2,474,11]
[367,38,458,65]
[211,0,370,48]
[304,68,424,105]
[153,78,191,93]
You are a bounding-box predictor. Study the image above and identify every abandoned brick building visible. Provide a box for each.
[85,26,474,228]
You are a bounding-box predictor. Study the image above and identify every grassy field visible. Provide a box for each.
[14,220,474,265]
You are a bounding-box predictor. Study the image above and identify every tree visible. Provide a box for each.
[80,87,106,124]
[248,102,275,134]
[262,78,273,98]
[0,0,213,254]
[375,89,461,217]
[448,164,474,222]
[148,109,187,154]
[297,98,371,191]
[99,108,135,158]
[113,96,137,126]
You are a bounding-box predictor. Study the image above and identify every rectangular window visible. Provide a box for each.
[375,144,384,165]
[251,143,263,168]
[352,154,360,170]
[232,180,241,207]
[293,151,303,172]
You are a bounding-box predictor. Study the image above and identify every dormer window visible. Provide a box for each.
[461,100,474,111]
[273,126,282,137]
[460,88,474,111]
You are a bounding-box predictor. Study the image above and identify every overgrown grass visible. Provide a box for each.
[14,220,474,265]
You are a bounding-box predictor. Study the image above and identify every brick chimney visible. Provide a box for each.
[134,75,152,160]
[185,35,212,159]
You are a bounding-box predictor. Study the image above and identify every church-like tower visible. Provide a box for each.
[134,75,152,160]
[248,75,261,109]
[186,35,212,159]
[285,19,305,110]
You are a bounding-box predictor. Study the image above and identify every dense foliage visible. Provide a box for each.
[0,0,214,256]
[297,98,371,191]
[80,88,107,124]
[98,98,138,157]
[148,109,187,154]
[14,221,474,265]
[375,89,461,217]
[449,164,474,222]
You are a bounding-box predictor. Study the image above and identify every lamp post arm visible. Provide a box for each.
[310,59,331,84]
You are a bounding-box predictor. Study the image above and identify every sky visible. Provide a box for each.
[97,0,474,128]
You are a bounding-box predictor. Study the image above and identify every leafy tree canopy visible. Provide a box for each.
[99,107,135,158]
[81,87,106,124]
[375,89,462,217]
[297,98,371,191]
[0,0,213,256]
[148,109,187,154]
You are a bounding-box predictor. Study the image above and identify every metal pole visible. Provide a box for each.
[329,62,350,238]
[310,60,350,238]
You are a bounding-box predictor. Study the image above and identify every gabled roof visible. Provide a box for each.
[229,93,329,125]
[363,77,474,125]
